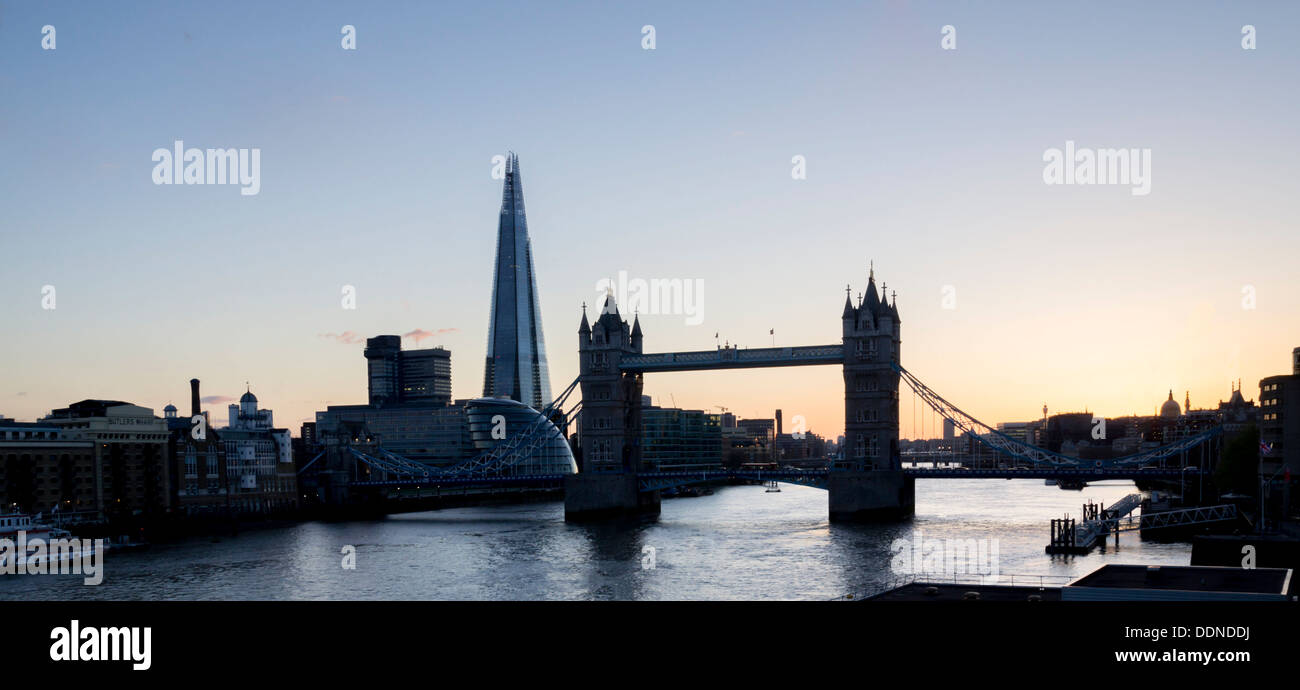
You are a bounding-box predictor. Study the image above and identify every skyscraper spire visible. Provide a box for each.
[483,153,553,409]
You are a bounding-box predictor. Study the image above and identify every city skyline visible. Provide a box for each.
[3,2,1299,440]
[4,3,1300,643]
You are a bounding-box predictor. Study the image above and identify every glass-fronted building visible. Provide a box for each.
[482,153,553,410]
[465,397,576,475]
[641,407,722,469]
[315,402,473,469]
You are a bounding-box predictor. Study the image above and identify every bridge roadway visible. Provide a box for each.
[350,467,1197,492]
[619,344,844,373]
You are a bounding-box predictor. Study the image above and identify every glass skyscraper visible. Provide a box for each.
[483,153,553,410]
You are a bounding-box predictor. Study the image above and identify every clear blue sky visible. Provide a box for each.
[2,1,1298,438]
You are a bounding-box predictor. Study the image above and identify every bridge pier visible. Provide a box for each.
[564,474,660,521]
[828,470,914,522]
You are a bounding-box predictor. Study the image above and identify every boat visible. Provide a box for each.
[1,512,54,544]
[105,535,151,552]
[0,512,98,571]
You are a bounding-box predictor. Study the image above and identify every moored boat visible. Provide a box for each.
[0,512,98,571]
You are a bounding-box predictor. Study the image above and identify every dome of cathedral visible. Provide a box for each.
[1159,390,1181,419]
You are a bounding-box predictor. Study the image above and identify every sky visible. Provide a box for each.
[2,1,1298,440]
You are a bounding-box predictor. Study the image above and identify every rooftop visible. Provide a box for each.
[1068,564,1292,595]
[866,582,1061,602]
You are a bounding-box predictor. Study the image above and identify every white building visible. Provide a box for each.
[220,388,296,513]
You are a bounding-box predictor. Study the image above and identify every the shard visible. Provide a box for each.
[483,153,553,410]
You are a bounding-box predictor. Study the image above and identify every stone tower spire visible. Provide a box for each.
[841,263,901,472]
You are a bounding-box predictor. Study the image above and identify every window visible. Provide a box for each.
[590,440,614,463]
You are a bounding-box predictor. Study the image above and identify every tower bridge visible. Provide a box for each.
[568,268,912,521]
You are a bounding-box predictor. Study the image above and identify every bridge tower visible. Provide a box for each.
[841,269,901,471]
[566,293,660,520]
[829,268,914,520]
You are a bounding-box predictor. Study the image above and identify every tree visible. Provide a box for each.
[723,449,748,470]
[1215,425,1259,496]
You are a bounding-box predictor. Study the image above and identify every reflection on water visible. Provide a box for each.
[0,479,1193,600]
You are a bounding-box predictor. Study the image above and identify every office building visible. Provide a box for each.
[1260,346,1300,477]
[737,418,775,444]
[483,152,553,410]
[364,335,452,407]
[317,337,474,468]
[316,401,474,468]
[641,401,722,469]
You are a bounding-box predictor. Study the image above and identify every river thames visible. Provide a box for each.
[1,477,1196,601]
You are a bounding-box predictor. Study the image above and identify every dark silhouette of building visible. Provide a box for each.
[364,335,452,407]
[164,379,228,516]
[841,267,902,469]
[1260,346,1300,479]
[576,293,642,471]
[318,343,472,468]
[219,387,298,514]
[639,400,722,469]
[0,420,93,517]
[40,400,171,518]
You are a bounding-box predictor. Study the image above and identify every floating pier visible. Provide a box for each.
[1047,494,1239,555]
[1047,494,1143,554]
